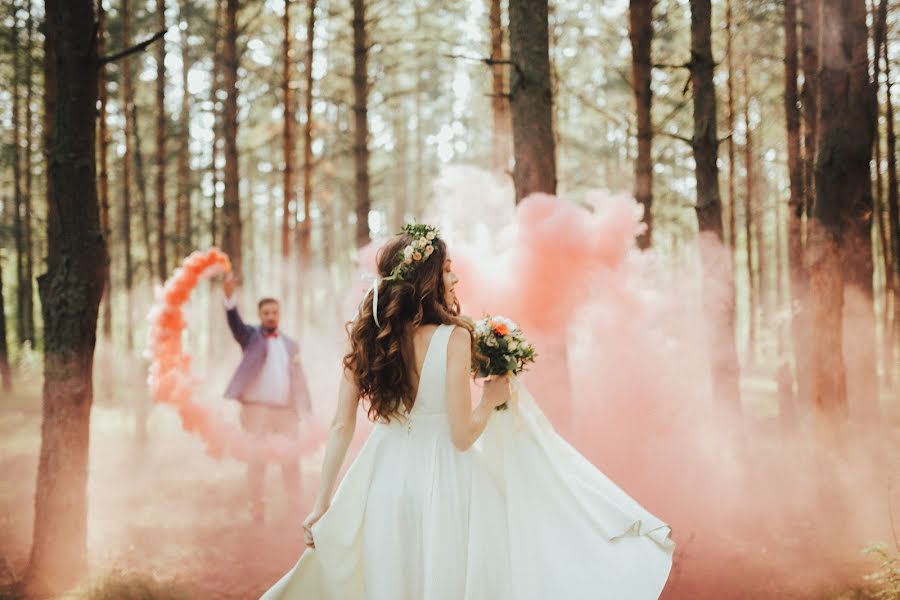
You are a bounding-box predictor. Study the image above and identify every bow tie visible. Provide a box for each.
[263,330,279,339]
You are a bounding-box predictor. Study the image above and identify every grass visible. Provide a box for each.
[63,571,191,600]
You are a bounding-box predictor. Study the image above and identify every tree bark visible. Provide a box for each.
[209,0,223,247]
[743,61,758,365]
[784,0,812,413]
[132,103,155,281]
[23,3,35,347]
[811,0,877,420]
[176,0,192,260]
[689,0,741,407]
[508,0,556,201]
[25,0,107,592]
[98,2,112,340]
[726,0,737,253]
[801,0,820,217]
[883,21,900,375]
[155,0,168,281]
[489,0,511,175]
[0,241,11,391]
[222,0,242,276]
[121,0,135,351]
[352,0,371,247]
[282,0,296,259]
[299,0,316,259]
[11,8,26,348]
[629,0,654,248]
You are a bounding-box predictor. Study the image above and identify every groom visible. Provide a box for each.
[223,273,312,523]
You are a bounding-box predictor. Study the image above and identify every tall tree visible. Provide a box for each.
[801,0,819,217]
[176,0,192,260]
[132,103,155,281]
[222,0,242,276]
[810,0,876,420]
[299,0,316,256]
[11,4,26,348]
[508,0,556,200]
[281,0,296,259]
[22,1,35,346]
[628,0,654,248]
[784,0,811,411]
[155,0,168,281]
[352,0,371,247]
[26,0,107,591]
[743,61,758,364]
[0,202,12,392]
[121,0,135,351]
[489,0,511,175]
[882,12,900,369]
[208,0,223,247]
[689,0,741,406]
[98,0,113,340]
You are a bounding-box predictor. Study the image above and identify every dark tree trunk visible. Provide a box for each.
[155,0,168,281]
[11,8,26,348]
[97,2,112,340]
[508,0,556,201]
[689,0,741,407]
[352,0,371,247]
[25,0,107,592]
[132,103,155,281]
[222,0,242,276]
[176,2,192,260]
[883,17,900,374]
[801,0,820,217]
[23,4,36,347]
[121,0,135,352]
[784,0,812,413]
[282,0,296,259]
[811,0,876,420]
[299,0,316,258]
[0,241,11,392]
[489,0,511,175]
[629,0,654,248]
[743,62,758,365]
[209,0,222,247]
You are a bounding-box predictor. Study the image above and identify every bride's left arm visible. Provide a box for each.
[308,367,359,518]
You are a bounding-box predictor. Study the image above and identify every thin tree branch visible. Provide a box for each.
[657,130,693,145]
[99,29,167,65]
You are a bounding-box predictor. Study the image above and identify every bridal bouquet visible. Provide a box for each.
[471,316,537,410]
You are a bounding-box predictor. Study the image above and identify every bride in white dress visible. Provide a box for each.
[260,225,674,600]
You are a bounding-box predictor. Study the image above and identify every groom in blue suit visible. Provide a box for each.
[223,274,311,523]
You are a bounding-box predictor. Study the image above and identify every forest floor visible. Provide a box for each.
[0,376,889,600]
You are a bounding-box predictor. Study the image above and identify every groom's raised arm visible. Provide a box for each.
[223,275,254,347]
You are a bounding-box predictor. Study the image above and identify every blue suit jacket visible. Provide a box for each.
[224,307,312,414]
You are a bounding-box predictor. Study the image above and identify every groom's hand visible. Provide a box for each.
[223,273,238,299]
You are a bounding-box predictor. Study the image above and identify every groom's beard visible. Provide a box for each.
[262,326,278,335]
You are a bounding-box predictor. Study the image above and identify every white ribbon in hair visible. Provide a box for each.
[361,272,382,328]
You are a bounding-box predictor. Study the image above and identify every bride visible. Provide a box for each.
[260,224,674,600]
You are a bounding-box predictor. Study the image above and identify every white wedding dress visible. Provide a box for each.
[260,324,674,600]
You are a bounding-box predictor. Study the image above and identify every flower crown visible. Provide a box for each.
[385,223,441,281]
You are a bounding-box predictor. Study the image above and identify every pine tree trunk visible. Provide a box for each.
[209,0,222,247]
[811,0,877,421]
[23,4,35,346]
[489,0,511,175]
[784,0,812,413]
[392,112,408,231]
[508,0,556,201]
[0,245,11,391]
[155,0,168,281]
[801,0,820,217]
[743,61,758,365]
[11,9,26,348]
[121,0,135,352]
[689,0,741,407]
[883,26,900,378]
[98,2,112,340]
[299,0,316,258]
[176,2,192,261]
[282,0,296,259]
[872,0,892,363]
[222,0,242,276]
[352,0,371,247]
[25,0,107,591]
[629,0,654,248]
[131,103,155,281]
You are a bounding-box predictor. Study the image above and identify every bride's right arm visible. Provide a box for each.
[310,368,359,514]
[446,327,508,451]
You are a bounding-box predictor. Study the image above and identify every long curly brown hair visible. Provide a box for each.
[343,232,473,422]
